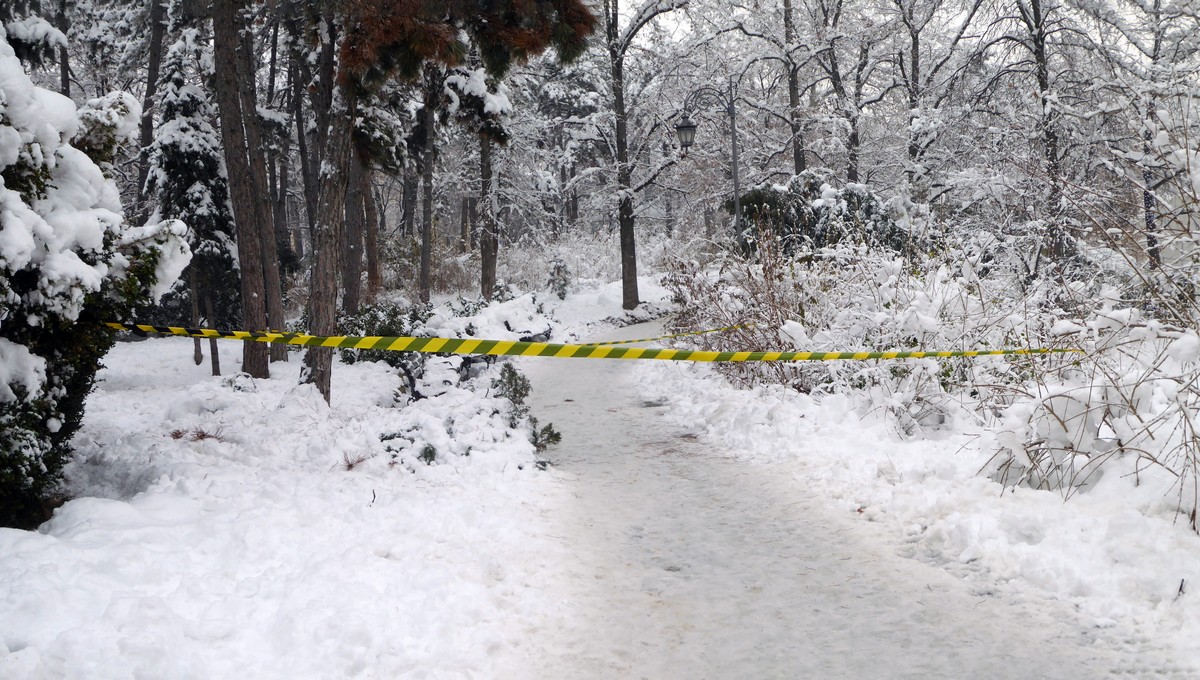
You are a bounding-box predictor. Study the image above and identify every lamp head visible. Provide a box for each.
[674,114,697,150]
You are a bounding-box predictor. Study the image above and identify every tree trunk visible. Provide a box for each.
[665,191,674,237]
[211,0,269,378]
[135,0,167,223]
[235,25,286,360]
[607,1,639,309]
[480,134,498,300]
[275,138,292,266]
[1143,97,1161,268]
[291,55,318,240]
[460,196,470,252]
[303,93,354,403]
[847,118,860,183]
[905,19,923,195]
[56,0,69,96]
[190,268,202,366]
[364,175,382,296]
[402,165,418,237]
[783,0,805,175]
[1019,0,1073,266]
[341,146,365,315]
[418,75,436,303]
[204,293,221,376]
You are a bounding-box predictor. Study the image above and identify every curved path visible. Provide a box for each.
[499,322,1161,679]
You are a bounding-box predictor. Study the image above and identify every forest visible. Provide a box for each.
[4,0,1200,674]
[2,0,1200,547]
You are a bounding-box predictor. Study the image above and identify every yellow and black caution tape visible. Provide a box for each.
[106,323,1084,363]
[581,323,756,346]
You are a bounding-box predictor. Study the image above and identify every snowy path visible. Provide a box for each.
[508,322,1147,679]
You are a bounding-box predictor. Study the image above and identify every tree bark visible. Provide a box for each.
[303,93,354,403]
[190,268,202,366]
[418,73,437,303]
[211,0,269,378]
[905,10,922,194]
[204,293,221,376]
[402,165,418,237]
[480,134,498,300]
[291,55,318,245]
[341,146,365,315]
[460,196,470,252]
[364,174,382,296]
[56,0,69,96]
[1017,0,1073,265]
[606,0,639,309]
[1143,97,1161,268]
[235,24,286,360]
[135,0,167,223]
[783,0,805,175]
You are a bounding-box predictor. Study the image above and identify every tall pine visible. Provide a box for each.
[143,25,240,375]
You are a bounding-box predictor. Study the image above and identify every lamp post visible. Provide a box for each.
[674,79,742,245]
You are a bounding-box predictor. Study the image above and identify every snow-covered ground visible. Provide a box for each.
[2,277,1199,677]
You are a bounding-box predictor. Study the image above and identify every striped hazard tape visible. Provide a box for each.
[581,323,755,346]
[106,323,1084,362]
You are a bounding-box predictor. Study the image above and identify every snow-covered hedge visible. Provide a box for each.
[0,27,189,528]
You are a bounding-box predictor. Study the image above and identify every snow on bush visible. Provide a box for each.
[664,218,1076,437]
[989,307,1200,525]
[0,26,189,528]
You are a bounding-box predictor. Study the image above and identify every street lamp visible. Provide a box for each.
[674,114,697,150]
[674,80,742,246]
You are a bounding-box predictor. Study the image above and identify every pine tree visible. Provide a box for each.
[143,25,240,375]
[302,0,596,403]
[0,27,190,528]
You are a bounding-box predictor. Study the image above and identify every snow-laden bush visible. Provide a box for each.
[0,28,189,528]
[990,130,1200,521]
[664,218,1076,437]
[989,309,1200,525]
[734,169,919,256]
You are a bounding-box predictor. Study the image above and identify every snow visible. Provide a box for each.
[1,278,1199,675]
[0,338,552,677]
[2,17,67,52]
[0,337,45,402]
[637,356,1200,670]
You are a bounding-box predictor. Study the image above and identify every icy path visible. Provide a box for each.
[507,323,1139,679]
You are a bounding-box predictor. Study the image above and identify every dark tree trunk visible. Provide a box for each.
[291,55,318,240]
[211,0,269,378]
[905,14,922,194]
[235,26,286,360]
[204,293,221,376]
[1143,98,1161,268]
[784,0,805,175]
[275,141,292,264]
[480,135,498,300]
[665,191,674,237]
[341,147,365,315]
[402,166,418,237]
[190,269,202,366]
[364,175,382,296]
[847,119,860,183]
[1018,0,1073,265]
[460,196,471,252]
[303,95,354,403]
[606,1,639,309]
[56,0,69,96]
[135,0,167,222]
[418,75,437,303]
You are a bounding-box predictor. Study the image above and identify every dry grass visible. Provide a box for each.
[342,451,373,471]
[169,427,227,443]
